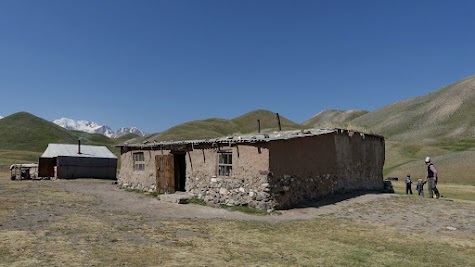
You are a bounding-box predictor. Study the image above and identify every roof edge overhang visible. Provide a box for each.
[118,128,384,150]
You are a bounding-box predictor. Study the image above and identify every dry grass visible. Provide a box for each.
[1,179,474,266]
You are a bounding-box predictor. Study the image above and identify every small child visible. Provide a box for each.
[405,175,413,194]
[416,179,425,197]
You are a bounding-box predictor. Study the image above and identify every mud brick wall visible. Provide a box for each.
[268,131,385,209]
[118,149,166,192]
[185,144,275,210]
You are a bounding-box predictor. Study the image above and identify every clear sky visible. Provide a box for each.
[1,0,474,133]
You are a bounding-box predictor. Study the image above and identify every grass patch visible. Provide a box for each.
[219,204,270,215]
[0,149,42,178]
[125,188,160,198]
[192,199,283,215]
[383,160,413,177]
[437,138,475,152]
[189,197,207,206]
[147,191,160,198]
[391,181,475,201]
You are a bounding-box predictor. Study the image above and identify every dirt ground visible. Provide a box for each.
[1,178,474,266]
[1,178,473,236]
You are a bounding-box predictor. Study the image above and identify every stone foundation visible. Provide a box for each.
[185,175,275,210]
[117,177,157,193]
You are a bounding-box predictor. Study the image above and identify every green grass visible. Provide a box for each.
[0,112,137,173]
[0,112,78,152]
[0,149,42,178]
[219,204,271,215]
[383,140,475,186]
[0,112,128,157]
[437,138,475,152]
[189,197,207,206]
[383,160,413,177]
[391,181,475,201]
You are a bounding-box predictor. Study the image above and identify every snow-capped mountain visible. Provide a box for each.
[53,118,115,137]
[53,118,145,138]
[112,127,145,138]
[0,115,3,119]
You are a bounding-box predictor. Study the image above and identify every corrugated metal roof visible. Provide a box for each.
[41,144,117,159]
[120,128,350,148]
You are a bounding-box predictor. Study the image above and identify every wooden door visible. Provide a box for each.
[156,154,175,194]
[38,158,55,177]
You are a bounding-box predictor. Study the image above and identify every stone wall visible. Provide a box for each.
[185,144,274,210]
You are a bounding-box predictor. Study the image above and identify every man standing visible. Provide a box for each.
[425,157,440,199]
[405,174,413,194]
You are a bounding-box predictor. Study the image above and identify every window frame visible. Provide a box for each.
[217,151,233,177]
[133,152,145,172]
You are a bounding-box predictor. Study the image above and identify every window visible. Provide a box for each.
[133,152,145,171]
[218,152,232,176]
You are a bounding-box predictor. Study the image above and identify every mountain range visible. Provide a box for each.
[1,74,475,185]
[52,118,145,138]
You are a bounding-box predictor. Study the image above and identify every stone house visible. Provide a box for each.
[118,129,385,210]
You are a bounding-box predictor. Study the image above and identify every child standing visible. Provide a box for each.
[416,179,425,197]
[405,175,413,194]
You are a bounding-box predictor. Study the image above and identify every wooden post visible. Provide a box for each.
[78,139,82,154]
[257,119,261,133]
[276,113,282,131]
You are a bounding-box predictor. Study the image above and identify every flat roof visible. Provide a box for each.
[119,128,383,149]
[41,144,117,159]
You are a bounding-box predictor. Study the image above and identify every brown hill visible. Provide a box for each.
[303,109,368,129]
[351,75,475,141]
[348,74,475,185]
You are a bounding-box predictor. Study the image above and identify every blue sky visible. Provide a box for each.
[1,0,475,133]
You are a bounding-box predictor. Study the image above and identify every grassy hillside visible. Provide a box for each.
[156,118,241,141]
[0,112,78,152]
[145,109,302,142]
[348,74,475,185]
[383,140,475,185]
[303,109,368,128]
[231,109,303,133]
[0,112,138,176]
[351,75,475,141]
[2,97,474,186]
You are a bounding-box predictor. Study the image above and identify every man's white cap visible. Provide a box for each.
[425,157,431,163]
